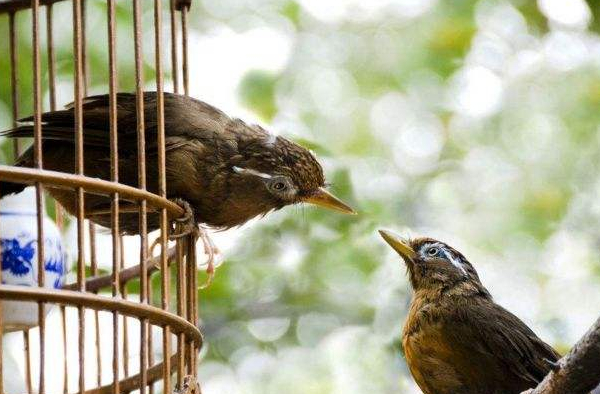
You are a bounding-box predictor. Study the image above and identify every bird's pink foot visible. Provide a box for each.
[168,198,220,287]
[198,226,220,289]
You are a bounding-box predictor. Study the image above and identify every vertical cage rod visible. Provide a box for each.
[44,6,69,393]
[148,286,155,394]
[181,5,189,96]
[81,0,89,95]
[154,0,172,391]
[24,330,33,394]
[132,0,149,391]
[9,11,21,156]
[76,1,101,382]
[73,0,87,393]
[91,247,102,387]
[119,236,130,380]
[186,238,194,375]
[107,0,121,392]
[31,0,47,392]
[45,5,57,111]
[45,3,65,231]
[89,223,103,386]
[169,0,179,94]
[176,232,186,385]
[191,238,198,374]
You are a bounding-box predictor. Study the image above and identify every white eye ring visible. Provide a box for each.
[427,247,439,257]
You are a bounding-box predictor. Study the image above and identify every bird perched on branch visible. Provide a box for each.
[378,230,560,394]
[0,93,355,279]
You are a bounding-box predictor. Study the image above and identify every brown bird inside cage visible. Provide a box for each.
[379,230,561,394]
[0,92,355,277]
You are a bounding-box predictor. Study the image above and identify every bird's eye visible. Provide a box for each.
[273,182,286,191]
[427,247,439,257]
[266,176,294,196]
[269,178,289,192]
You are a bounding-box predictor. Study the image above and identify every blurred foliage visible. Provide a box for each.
[2,0,600,393]
[238,70,278,121]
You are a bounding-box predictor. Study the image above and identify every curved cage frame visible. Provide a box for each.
[0,1,202,393]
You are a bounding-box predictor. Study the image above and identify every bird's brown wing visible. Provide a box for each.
[0,92,233,152]
[445,299,560,386]
[2,93,138,149]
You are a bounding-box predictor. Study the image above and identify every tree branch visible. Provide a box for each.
[522,316,600,394]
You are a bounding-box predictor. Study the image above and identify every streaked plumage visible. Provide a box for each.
[0,92,354,233]
[379,232,560,394]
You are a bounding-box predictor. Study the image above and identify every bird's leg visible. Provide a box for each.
[197,225,220,289]
[168,198,220,287]
[169,198,199,240]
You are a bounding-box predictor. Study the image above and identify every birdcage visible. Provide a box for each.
[0,1,202,393]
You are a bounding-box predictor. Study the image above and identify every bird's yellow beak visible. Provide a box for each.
[302,187,356,215]
[378,229,416,261]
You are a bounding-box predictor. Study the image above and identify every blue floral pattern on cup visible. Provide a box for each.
[1,236,65,289]
[0,187,69,331]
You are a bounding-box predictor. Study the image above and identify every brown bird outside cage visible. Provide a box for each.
[379,230,561,394]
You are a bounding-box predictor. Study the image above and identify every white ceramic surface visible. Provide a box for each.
[0,187,67,332]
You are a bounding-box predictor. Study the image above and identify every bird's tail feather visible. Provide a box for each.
[0,181,28,198]
[0,146,34,198]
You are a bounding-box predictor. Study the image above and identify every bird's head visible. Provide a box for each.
[230,133,355,217]
[379,230,487,295]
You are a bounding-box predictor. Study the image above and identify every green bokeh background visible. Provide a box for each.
[1,0,600,393]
